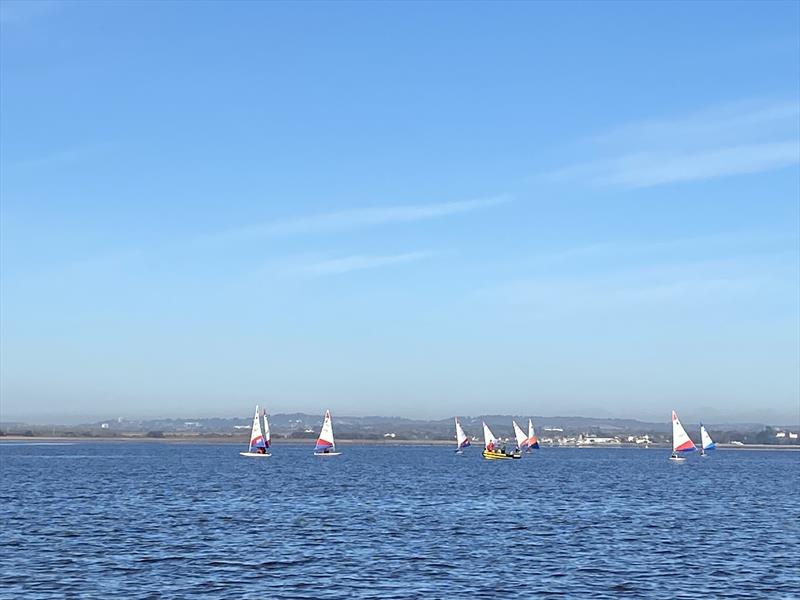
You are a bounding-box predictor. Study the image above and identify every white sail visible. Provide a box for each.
[482,422,498,451]
[672,410,696,453]
[248,405,266,450]
[700,424,715,451]
[315,409,336,452]
[512,420,527,449]
[262,409,271,448]
[455,417,470,449]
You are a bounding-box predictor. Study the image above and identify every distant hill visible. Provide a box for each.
[1,412,777,442]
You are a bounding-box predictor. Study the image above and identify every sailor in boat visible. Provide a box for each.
[257,446,267,455]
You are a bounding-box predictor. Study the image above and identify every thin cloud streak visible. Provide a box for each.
[208,195,511,243]
[547,100,800,189]
[594,141,799,188]
[303,251,433,276]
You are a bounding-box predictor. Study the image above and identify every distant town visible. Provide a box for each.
[1,413,797,447]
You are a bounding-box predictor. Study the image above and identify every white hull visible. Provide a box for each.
[314,452,341,457]
[240,452,272,457]
[669,455,686,461]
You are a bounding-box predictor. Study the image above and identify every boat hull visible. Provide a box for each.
[314,452,341,457]
[482,450,521,460]
[669,455,687,462]
[240,452,272,458]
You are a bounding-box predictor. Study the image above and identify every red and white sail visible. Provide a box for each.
[455,417,470,450]
[315,409,336,452]
[248,405,266,450]
[672,410,696,453]
[513,420,527,449]
[526,418,540,449]
[483,422,498,452]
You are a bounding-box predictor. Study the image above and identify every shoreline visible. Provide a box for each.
[0,436,798,451]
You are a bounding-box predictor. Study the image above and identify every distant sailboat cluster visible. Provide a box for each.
[241,406,717,462]
[670,410,716,461]
[456,418,540,460]
[241,407,341,458]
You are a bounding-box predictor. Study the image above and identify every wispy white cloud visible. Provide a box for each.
[547,100,800,188]
[207,195,510,242]
[302,251,432,276]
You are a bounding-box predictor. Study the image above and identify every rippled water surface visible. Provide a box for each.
[1,443,798,598]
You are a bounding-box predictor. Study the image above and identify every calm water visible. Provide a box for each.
[1,443,798,598]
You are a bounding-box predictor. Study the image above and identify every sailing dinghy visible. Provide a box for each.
[670,410,696,461]
[455,417,471,454]
[240,405,271,457]
[314,410,341,456]
[512,420,528,452]
[526,418,540,450]
[482,422,521,460]
[699,424,716,456]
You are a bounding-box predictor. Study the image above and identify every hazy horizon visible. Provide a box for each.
[1,2,798,425]
[3,404,797,428]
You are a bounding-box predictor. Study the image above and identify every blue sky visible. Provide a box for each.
[1,1,798,424]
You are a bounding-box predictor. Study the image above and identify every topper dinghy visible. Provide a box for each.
[670,410,696,461]
[526,418,540,450]
[240,405,271,457]
[455,417,471,454]
[699,424,716,456]
[314,410,341,456]
[512,420,528,453]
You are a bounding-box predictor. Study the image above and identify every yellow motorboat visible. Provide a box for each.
[480,422,522,460]
[482,449,522,460]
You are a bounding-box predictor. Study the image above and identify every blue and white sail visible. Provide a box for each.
[700,424,715,454]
